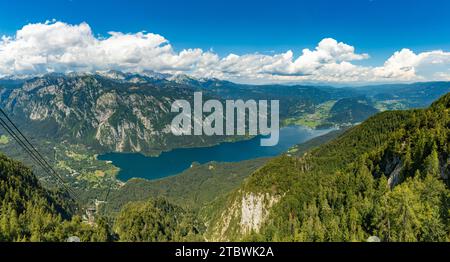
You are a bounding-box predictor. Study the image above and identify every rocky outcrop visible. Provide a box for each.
[240,193,280,234]
[207,191,281,241]
[387,159,403,189]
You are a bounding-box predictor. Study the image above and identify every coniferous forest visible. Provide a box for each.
[1,92,449,242]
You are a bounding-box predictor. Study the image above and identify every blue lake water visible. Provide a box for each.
[98,126,334,181]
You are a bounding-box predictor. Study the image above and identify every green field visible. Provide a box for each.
[283,100,336,128]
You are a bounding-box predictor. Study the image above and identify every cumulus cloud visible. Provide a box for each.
[0,21,215,75]
[1,21,450,84]
[373,49,450,81]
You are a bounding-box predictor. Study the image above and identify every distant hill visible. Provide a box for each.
[288,128,349,157]
[355,81,450,108]
[327,96,379,124]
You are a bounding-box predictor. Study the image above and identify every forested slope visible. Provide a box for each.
[206,93,450,242]
[0,154,110,241]
[0,152,206,242]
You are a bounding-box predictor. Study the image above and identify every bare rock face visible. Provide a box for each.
[1,73,260,154]
[383,154,403,189]
[387,160,403,189]
[0,74,190,154]
[240,193,279,234]
[207,191,281,241]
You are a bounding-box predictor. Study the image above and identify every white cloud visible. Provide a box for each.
[1,21,450,84]
[0,21,215,75]
[372,49,450,82]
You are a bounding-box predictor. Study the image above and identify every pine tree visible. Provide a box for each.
[424,144,440,176]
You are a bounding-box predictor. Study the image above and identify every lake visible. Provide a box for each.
[98,126,334,181]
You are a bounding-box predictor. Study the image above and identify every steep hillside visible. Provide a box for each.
[0,153,109,242]
[0,73,204,155]
[206,93,450,242]
[0,151,206,242]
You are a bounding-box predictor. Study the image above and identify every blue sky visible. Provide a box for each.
[0,0,450,84]
[1,0,450,61]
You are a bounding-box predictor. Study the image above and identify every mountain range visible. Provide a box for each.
[0,72,450,242]
[1,72,449,156]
